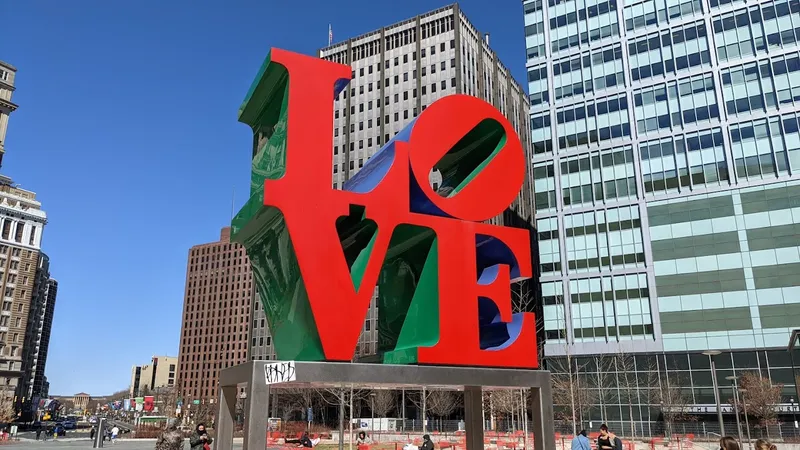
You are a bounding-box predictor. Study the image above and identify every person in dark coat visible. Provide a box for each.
[597,424,619,450]
[419,434,434,450]
[189,423,212,450]
[155,419,184,450]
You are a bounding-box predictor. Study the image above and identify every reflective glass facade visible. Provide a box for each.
[525,0,800,429]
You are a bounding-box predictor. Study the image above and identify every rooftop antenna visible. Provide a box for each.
[328,24,333,46]
[230,187,235,221]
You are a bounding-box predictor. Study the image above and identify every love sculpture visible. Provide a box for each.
[231,48,538,369]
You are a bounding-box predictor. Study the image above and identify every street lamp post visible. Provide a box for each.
[739,388,752,450]
[704,350,726,436]
[726,376,743,448]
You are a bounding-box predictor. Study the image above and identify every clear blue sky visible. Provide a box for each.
[2,0,528,396]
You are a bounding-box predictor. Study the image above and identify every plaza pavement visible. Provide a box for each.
[6,438,246,449]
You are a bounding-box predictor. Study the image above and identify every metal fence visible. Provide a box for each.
[348,419,800,441]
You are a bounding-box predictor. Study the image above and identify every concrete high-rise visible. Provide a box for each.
[0,61,17,169]
[130,355,177,397]
[525,0,800,432]
[177,227,251,404]
[0,177,47,413]
[20,253,57,406]
[249,3,534,361]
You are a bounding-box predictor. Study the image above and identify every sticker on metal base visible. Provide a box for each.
[264,361,296,385]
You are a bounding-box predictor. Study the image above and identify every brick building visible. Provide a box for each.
[177,227,251,405]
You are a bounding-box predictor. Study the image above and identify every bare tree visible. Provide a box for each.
[511,280,536,313]
[550,355,596,433]
[590,354,617,423]
[86,400,101,414]
[649,371,693,438]
[424,390,460,431]
[615,352,639,438]
[737,372,782,435]
[318,386,370,423]
[371,390,397,417]
[490,390,519,431]
[154,383,181,418]
[279,387,318,421]
[511,281,544,368]
[108,389,130,402]
[191,402,215,426]
[0,396,14,423]
[426,390,459,418]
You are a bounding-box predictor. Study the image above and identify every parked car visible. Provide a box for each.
[63,420,76,430]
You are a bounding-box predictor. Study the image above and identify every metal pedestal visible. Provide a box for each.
[93,418,106,448]
[214,360,555,450]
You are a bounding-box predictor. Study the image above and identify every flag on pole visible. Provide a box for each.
[328,24,333,46]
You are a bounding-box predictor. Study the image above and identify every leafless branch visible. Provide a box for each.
[736,372,782,427]
[0,396,13,423]
[425,390,460,418]
[370,390,397,417]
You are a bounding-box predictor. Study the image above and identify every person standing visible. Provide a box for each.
[419,434,434,450]
[572,430,591,450]
[189,423,213,450]
[155,419,184,450]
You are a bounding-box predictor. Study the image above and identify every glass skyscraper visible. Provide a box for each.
[525,0,800,433]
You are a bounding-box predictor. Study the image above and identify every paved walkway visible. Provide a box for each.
[8,438,246,449]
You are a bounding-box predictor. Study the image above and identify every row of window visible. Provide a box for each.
[730,112,800,180]
[560,146,638,208]
[713,0,800,62]
[552,44,624,101]
[556,94,631,150]
[640,127,729,194]
[624,0,703,32]
[628,21,712,82]
[633,72,719,135]
[526,0,800,77]
[534,109,800,213]
[721,51,800,116]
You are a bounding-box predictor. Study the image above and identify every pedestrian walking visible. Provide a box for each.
[90,426,96,440]
[111,426,120,444]
[155,419,184,450]
[189,423,213,450]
